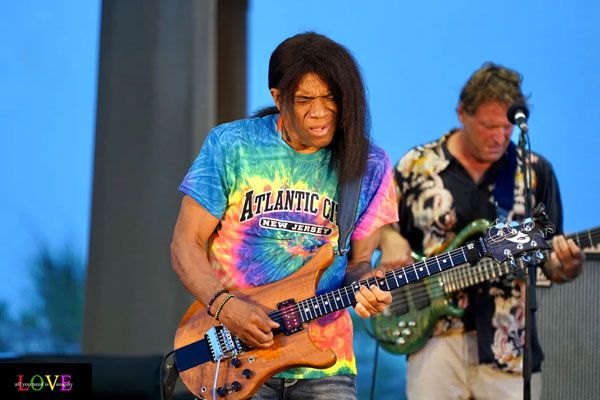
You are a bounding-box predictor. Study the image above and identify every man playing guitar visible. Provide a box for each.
[171,32,399,399]
[379,63,585,400]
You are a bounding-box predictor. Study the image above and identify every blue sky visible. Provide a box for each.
[1,0,599,320]
[248,1,600,234]
[0,1,100,316]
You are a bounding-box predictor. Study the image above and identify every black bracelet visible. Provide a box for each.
[207,289,229,316]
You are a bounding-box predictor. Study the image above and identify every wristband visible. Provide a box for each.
[207,289,229,316]
[215,294,236,321]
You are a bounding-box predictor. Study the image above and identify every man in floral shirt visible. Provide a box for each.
[379,63,585,400]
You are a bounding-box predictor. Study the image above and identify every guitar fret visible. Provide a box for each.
[344,287,353,306]
[333,291,342,309]
[391,269,400,288]
[423,258,432,276]
[326,292,334,313]
[301,300,312,321]
[447,269,455,292]
[310,297,320,318]
[400,267,409,284]
[412,263,420,280]
[435,255,443,273]
[447,267,455,290]
[313,296,322,318]
[307,298,317,319]
[459,264,468,290]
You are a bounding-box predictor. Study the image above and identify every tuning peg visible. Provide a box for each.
[522,255,531,263]
[509,221,519,227]
[536,251,544,260]
[509,258,516,269]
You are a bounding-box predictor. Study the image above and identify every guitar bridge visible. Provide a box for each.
[205,326,248,362]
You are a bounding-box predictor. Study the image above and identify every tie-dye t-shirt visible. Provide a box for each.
[178,113,398,379]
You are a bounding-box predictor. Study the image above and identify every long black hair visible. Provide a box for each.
[258,32,371,186]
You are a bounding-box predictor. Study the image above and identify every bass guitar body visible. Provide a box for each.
[370,219,490,355]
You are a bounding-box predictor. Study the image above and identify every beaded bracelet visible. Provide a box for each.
[206,289,229,316]
[215,294,236,321]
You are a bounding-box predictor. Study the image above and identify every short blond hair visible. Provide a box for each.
[459,62,527,115]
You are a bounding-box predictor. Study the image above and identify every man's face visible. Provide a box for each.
[458,101,514,163]
[271,73,338,153]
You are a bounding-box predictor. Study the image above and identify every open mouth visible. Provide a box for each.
[309,122,331,137]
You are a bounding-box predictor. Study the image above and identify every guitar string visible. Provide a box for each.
[383,259,516,313]
[264,229,600,327]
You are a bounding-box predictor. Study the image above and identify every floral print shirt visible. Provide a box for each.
[395,130,563,373]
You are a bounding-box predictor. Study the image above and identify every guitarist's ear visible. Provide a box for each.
[270,88,281,110]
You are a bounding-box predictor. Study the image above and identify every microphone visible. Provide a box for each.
[506,103,530,132]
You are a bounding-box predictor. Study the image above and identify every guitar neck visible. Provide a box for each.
[440,226,600,293]
[274,241,484,325]
[568,227,600,250]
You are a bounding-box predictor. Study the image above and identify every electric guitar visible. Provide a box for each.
[369,224,600,355]
[173,219,551,400]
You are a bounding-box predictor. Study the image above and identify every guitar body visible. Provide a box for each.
[370,219,490,355]
[370,276,464,354]
[174,245,337,400]
[172,218,557,397]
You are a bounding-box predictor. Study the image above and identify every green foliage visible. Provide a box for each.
[0,245,86,354]
[32,247,85,350]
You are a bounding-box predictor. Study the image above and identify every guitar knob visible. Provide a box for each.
[398,321,406,327]
[231,381,242,392]
[396,337,406,344]
[216,386,228,397]
[402,329,411,336]
[231,357,242,368]
[408,320,416,327]
[243,369,254,379]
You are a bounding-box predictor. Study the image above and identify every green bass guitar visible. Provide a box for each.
[369,220,600,355]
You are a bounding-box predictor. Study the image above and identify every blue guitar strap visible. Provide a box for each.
[336,172,365,256]
[494,141,517,218]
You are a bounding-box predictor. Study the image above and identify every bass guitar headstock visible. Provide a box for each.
[482,215,553,265]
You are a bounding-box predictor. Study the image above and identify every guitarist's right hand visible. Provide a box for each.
[218,297,281,349]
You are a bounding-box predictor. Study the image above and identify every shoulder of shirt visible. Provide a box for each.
[208,114,278,145]
[396,136,444,165]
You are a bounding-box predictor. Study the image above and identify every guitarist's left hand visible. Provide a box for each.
[345,230,392,318]
[545,235,585,283]
[353,267,392,318]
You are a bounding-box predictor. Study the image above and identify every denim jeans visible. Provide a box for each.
[251,375,357,400]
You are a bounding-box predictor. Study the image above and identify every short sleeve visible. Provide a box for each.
[350,147,399,241]
[178,128,230,219]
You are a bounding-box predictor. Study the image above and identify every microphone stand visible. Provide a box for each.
[517,126,535,400]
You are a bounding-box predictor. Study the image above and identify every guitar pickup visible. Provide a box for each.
[205,326,248,362]
[277,299,303,335]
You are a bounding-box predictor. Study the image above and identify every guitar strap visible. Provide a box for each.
[494,141,518,218]
[336,171,365,256]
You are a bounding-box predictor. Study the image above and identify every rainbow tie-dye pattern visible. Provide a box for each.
[179,114,398,379]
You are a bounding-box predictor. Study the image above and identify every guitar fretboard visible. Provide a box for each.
[439,227,600,293]
[269,241,483,325]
